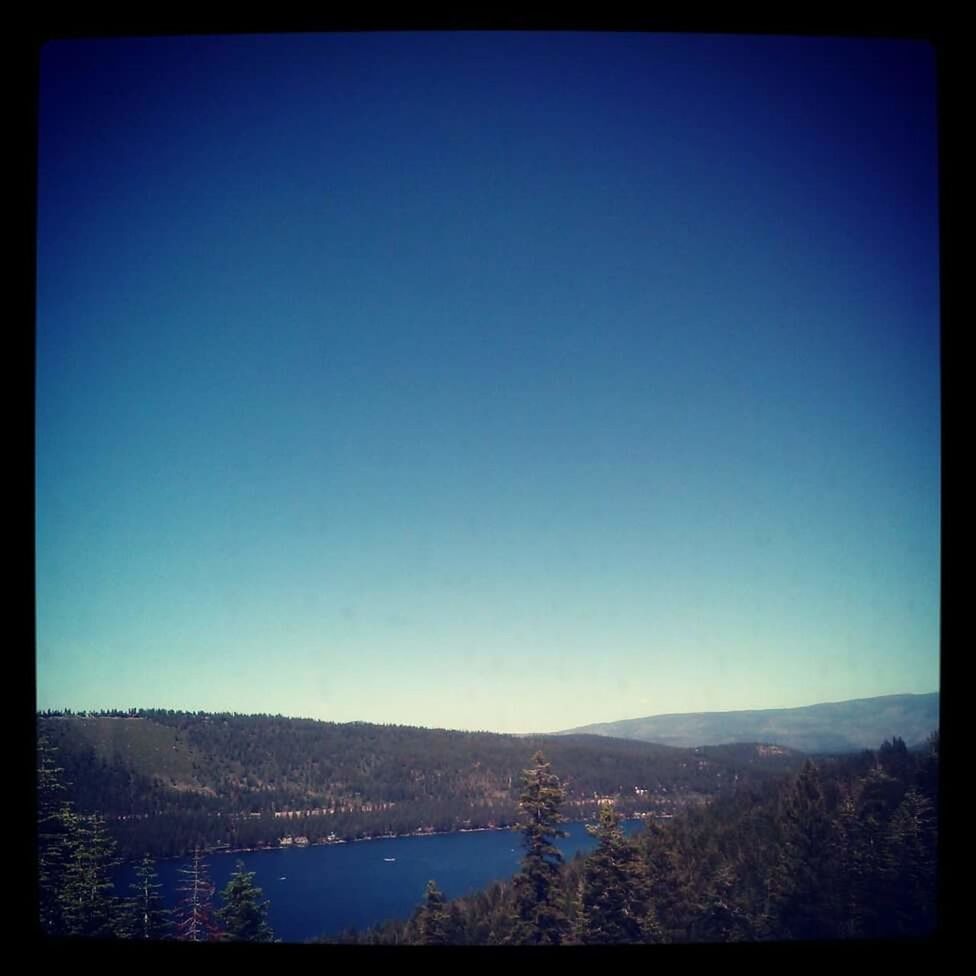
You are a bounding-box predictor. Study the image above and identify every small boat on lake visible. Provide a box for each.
[383,857,396,862]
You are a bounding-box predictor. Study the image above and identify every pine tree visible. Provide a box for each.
[37,733,74,936]
[878,737,912,784]
[917,729,939,807]
[175,849,222,942]
[827,785,867,939]
[416,880,450,945]
[445,902,466,945]
[507,751,571,945]
[643,813,711,943]
[636,818,679,942]
[578,804,647,943]
[768,760,837,940]
[850,763,902,938]
[693,860,754,943]
[126,853,173,941]
[60,812,125,939]
[217,860,274,942]
[883,788,937,936]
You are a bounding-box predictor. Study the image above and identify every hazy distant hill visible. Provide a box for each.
[552,693,939,754]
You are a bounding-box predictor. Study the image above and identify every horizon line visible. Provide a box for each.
[36,688,940,736]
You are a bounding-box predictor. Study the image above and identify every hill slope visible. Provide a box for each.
[552,692,939,753]
[38,710,805,859]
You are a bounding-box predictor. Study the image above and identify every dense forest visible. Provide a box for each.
[37,729,938,942]
[318,735,939,944]
[37,710,804,860]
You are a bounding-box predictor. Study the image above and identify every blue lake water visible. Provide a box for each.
[115,820,645,943]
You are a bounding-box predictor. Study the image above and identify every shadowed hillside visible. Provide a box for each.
[38,710,804,859]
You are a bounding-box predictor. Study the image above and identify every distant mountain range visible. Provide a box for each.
[552,693,939,754]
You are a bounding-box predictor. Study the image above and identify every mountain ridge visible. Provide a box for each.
[550,692,939,754]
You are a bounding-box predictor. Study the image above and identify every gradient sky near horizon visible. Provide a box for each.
[35,32,940,734]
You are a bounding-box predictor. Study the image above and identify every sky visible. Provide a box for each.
[35,32,940,734]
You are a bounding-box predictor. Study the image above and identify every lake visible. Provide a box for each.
[114,819,646,942]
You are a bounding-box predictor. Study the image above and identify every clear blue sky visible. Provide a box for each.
[35,32,940,733]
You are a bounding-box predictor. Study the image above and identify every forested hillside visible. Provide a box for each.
[36,725,938,943]
[323,734,939,944]
[38,710,804,860]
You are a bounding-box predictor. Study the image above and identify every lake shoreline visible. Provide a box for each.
[114,819,649,942]
[123,817,649,866]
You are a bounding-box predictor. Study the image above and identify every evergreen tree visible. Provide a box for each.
[217,860,274,942]
[416,880,449,945]
[883,788,937,936]
[127,853,173,941]
[917,730,939,807]
[860,760,907,823]
[850,763,902,938]
[60,812,125,939]
[644,813,714,943]
[827,786,867,939]
[878,737,911,784]
[37,734,74,936]
[692,860,754,943]
[445,902,466,945]
[768,761,837,940]
[507,751,571,945]
[636,818,680,942]
[175,849,222,942]
[577,804,647,943]
[468,880,511,945]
